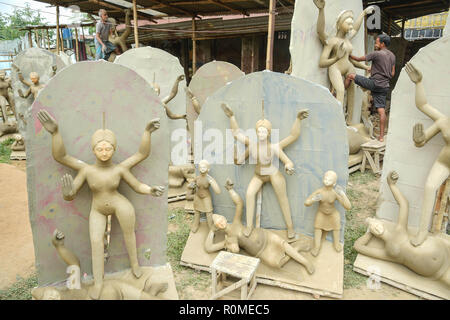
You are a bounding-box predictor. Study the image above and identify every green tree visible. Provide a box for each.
[0,3,48,40]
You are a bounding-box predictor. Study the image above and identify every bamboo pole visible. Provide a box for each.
[46,28,50,50]
[192,17,197,74]
[74,28,80,61]
[56,6,61,54]
[132,0,139,48]
[265,0,276,70]
[28,31,33,48]
[34,29,40,48]
[60,27,65,53]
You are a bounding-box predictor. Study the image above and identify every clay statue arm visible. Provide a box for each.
[304,190,322,206]
[52,229,81,267]
[405,62,444,121]
[221,103,249,145]
[18,88,31,98]
[334,186,352,210]
[17,70,32,87]
[120,118,160,169]
[279,109,309,149]
[386,171,409,229]
[208,175,221,194]
[162,75,185,105]
[163,105,186,120]
[225,179,244,223]
[62,172,86,201]
[350,58,371,71]
[186,87,201,114]
[349,55,366,62]
[313,0,327,45]
[412,122,440,148]
[319,42,345,68]
[37,110,87,170]
[349,7,375,40]
[275,147,295,175]
[121,169,165,196]
[354,231,395,262]
[204,229,226,253]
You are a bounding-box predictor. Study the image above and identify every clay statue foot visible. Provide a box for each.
[132,265,143,278]
[243,226,253,237]
[410,231,428,247]
[88,283,103,300]
[310,246,320,257]
[191,222,199,233]
[147,282,169,296]
[305,263,315,275]
[287,228,296,239]
[334,242,343,252]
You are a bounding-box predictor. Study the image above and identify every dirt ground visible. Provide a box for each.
[0,160,418,300]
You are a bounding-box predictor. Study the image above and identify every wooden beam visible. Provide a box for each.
[88,0,157,23]
[60,27,65,53]
[133,0,139,48]
[56,5,61,54]
[74,28,80,61]
[192,17,197,74]
[149,0,196,16]
[208,0,248,16]
[265,0,276,70]
[383,0,436,10]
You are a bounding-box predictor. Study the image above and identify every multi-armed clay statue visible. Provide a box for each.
[205,179,315,274]
[188,159,221,232]
[304,171,351,256]
[151,74,187,121]
[0,70,16,121]
[222,102,309,239]
[13,63,56,100]
[37,110,165,299]
[109,9,132,54]
[404,62,450,246]
[313,0,373,123]
[354,171,450,287]
[31,229,168,300]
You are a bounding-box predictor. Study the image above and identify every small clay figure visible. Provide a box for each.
[109,9,132,54]
[354,171,450,287]
[222,103,309,239]
[304,171,351,256]
[37,109,165,299]
[0,70,16,121]
[405,62,450,246]
[11,134,25,151]
[12,63,57,100]
[313,0,374,123]
[188,159,221,232]
[205,179,315,274]
[0,121,18,137]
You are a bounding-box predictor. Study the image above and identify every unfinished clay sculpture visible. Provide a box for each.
[188,159,221,232]
[354,171,450,287]
[0,70,16,121]
[109,9,132,54]
[0,121,18,137]
[405,62,450,247]
[222,103,309,239]
[13,63,56,100]
[304,171,351,256]
[37,110,165,299]
[11,134,25,151]
[205,179,315,274]
[314,0,373,123]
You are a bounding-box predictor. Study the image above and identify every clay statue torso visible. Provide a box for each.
[314,189,340,231]
[193,175,213,212]
[251,141,277,176]
[329,37,353,74]
[0,79,11,95]
[437,117,450,165]
[31,84,45,98]
[238,228,267,257]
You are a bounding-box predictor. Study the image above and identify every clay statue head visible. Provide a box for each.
[255,119,272,140]
[91,129,116,162]
[323,170,337,187]
[30,72,40,84]
[366,217,385,237]
[198,159,210,174]
[336,10,354,34]
[212,214,227,230]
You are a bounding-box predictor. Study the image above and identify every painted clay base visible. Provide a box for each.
[181,222,344,298]
[353,220,450,300]
[31,264,179,300]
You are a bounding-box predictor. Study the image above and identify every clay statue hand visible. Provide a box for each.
[150,186,165,197]
[52,65,57,73]
[146,118,160,133]
[311,193,323,202]
[176,75,185,82]
[285,163,295,175]
[62,173,75,199]
[37,110,58,134]
[188,181,197,190]
[413,123,426,146]
[336,42,346,60]
[18,88,24,98]
[225,178,234,191]
[185,87,194,98]
[364,6,375,15]
[386,170,399,186]
[297,109,309,120]
[221,103,234,118]
[313,0,325,9]
[334,185,345,197]
[51,229,65,247]
[405,62,422,84]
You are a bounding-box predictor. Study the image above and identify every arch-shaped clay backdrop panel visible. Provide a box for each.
[289,0,365,123]
[187,61,244,148]
[26,61,169,285]
[115,47,187,164]
[11,48,67,135]
[377,35,450,227]
[197,71,348,240]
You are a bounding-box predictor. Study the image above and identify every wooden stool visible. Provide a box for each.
[210,251,260,300]
[360,140,386,174]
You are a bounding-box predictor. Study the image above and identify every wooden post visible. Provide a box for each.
[27,31,33,48]
[387,15,392,36]
[46,29,50,50]
[251,36,259,72]
[34,29,40,48]
[192,17,197,74]
[401,18,406,39]
[56,6,61,54]
[60,27,65,53]
[132,0,139,48]
[265,0,276,70]
[74,28,80,61]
